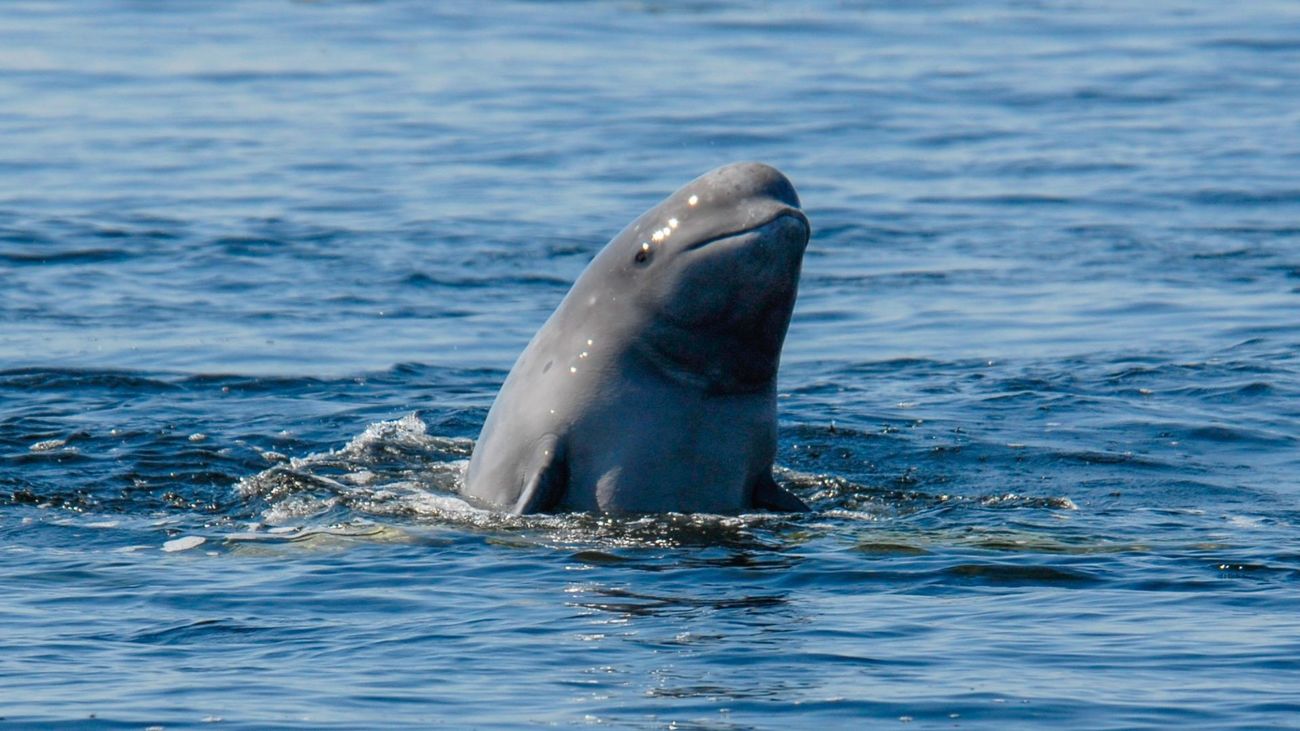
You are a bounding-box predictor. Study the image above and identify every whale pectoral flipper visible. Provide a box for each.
[512,434,568,515]
[751,473,810,513]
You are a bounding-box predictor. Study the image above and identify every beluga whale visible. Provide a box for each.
[463,162,811,515]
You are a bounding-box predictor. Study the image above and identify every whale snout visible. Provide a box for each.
[748,209,810,255]
[773,207,810,240]
[683,206,809,254]
[707,162,802,211]
[668,163,807,253]
[752,210,811,269]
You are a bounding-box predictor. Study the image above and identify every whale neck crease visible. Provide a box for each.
[631,334,778,397]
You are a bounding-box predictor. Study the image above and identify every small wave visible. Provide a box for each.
[210,236,283,257]
[0,368,180,392]
[1203,37,1300,52]
[181,373,327,394]
[123,618,276,646]
[1166,381,1277,401]
[1184,424,1295,446]
[942,562,1101,586]
[907,128,1018,148]
[1049,450,1167,469]
[1188,189,1300,206]
[1189,247,1262,260]
[0,247,134,265]
[569,585,789,618]
[914,193,1075,206]
[186,69,392,84]
[780,468,1078,519]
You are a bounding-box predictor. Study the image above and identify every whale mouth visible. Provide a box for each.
[683,208,809,252]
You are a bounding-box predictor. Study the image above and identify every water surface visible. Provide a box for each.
[2,1,1299,729]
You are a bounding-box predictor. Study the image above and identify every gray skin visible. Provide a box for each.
[463,162,811,515]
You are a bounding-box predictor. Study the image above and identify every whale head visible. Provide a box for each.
[580,162,810,393]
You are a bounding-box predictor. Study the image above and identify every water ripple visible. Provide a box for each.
[4,0,1300,728]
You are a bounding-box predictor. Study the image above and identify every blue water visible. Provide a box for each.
[3,1,1300,728]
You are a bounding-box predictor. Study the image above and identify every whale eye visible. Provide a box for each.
[634,243,653,265]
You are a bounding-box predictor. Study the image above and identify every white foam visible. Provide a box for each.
[29,439,66,452]
[162,535,206,552]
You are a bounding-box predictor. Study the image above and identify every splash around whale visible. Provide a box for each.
[463,162,811,515]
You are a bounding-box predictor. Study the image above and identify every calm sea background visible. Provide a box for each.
[3,1,1299,729]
